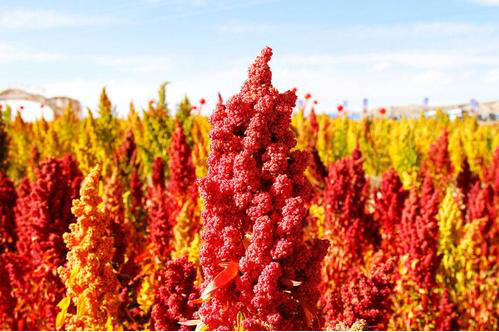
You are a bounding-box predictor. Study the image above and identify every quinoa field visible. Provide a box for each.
[0,48,498,331]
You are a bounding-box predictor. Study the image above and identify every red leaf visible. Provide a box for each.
[200,261,239,301]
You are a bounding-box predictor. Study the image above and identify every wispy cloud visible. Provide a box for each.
[140,0,275,21]
[467,0,499,6]
[484,69,499,82]
[218,20,274,33]
[0,42,173,74]
[338,21,496,40]
[279,51,499,69]
[86,55,174,74]
[384,21,489,34]
[0,42,66,62]
[0,9,115,29]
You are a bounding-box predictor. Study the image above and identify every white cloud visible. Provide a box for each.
[467,0,499,6]
[218,21,272,34]
[0,9,115,29]
[484,69,499,83]
[413,70,453,86]
[0,42,173,74]
[0,42,66,62]
[372,62,391,71]
[86,55,174,74]
[279,50,499,69]
[351,21,493,36]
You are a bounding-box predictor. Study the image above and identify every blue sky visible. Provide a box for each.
[1,0,499,118]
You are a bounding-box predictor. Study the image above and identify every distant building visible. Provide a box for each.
[0,88,81,119]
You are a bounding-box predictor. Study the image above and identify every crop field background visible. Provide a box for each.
[0,47,498,331]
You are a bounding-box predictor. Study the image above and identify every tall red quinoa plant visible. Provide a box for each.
[169,121,196,197]
[117,129,137,173]
[130,169,145,225]
[151,257,200,331]
[197,47,328,330]
[482,147,499,259]
[13,178,30,248]
[325,259,395,330]
[374,168,408,256]
[147,157,175,261]
[485,146,499,196]
[323,148,376,288]
[0,254,16,329]
[425,130,453,187]
[456,157,479,210]
[0,172,16,252]
[0,252,30,330]
[168,121,201,262]
[391,174,441,329]
[11,155,82,330]
[399,174,440,289]
[467,182,497,261]
[15,155,82,266]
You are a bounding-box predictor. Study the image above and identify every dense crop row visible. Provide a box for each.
[0,48,498,331]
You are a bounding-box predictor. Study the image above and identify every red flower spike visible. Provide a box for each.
[426,130,453,186]
[198,47,328,330]
[169,121,196,196]
[324,148,374,265]
[305,93,312,100]
[147,164,175,260]
[337,104,344,112]
[11,156,82,330]
[0,253,16,329]
[152,156,166,189]
[325,259,395,330]
[130,169,144,217]
[0,172,17,253]
[15,156,82,266]
[374,169,408,255]
[485,147,499,196]
[456,157,478,208]
[152,257,200,331]
[399,173,441,289]
[467,183,496,258]
[118,129,137,167]
[200,98,206,105]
